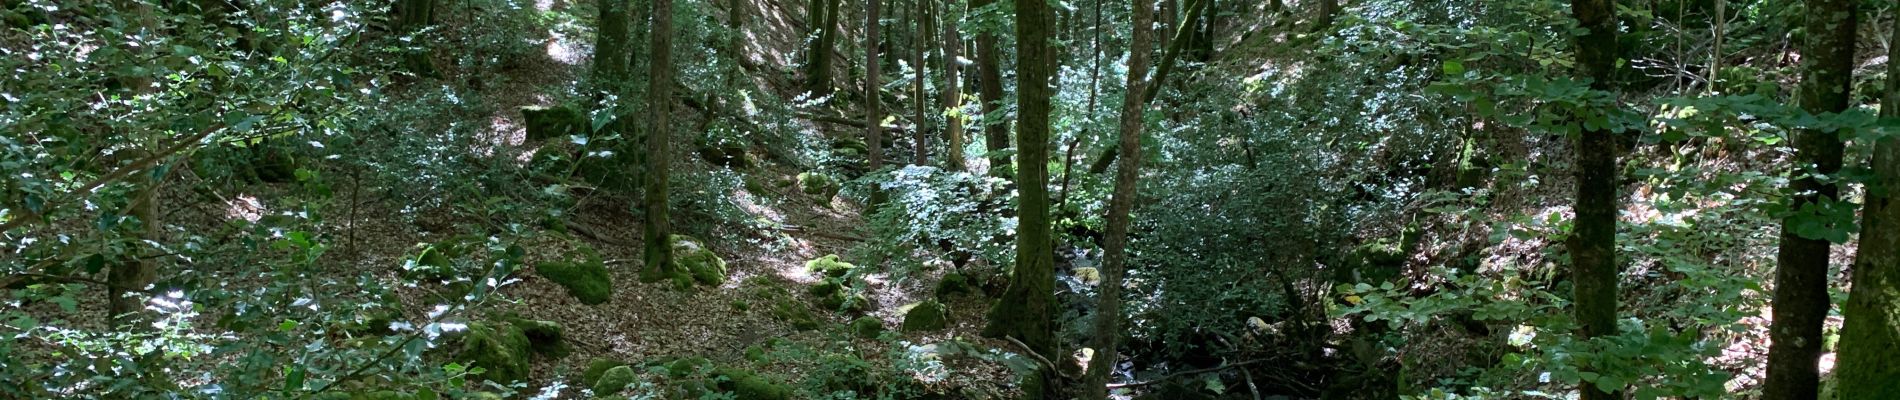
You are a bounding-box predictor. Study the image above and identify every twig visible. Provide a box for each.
[1240,366,1262,400]
[1104,358,1273,389]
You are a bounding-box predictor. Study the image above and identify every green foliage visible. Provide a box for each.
[850,316,887,339]
[520,105,589,141]
[805,254,857,278]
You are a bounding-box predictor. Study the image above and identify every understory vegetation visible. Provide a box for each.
[2,0,1898,399]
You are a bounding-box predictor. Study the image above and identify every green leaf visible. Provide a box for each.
[278,319,299,332]
[1442,60,1466,75]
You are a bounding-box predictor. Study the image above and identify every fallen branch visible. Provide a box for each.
[1006,336,1080,380]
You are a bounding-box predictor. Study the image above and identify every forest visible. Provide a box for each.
[1,0,1898,398]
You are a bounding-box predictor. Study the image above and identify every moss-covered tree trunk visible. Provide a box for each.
[1081,0,1154,396]
[1838,14,1900,397]
[983,0,1058,375]
[972,0,1007,175]
[806,0,839,95]
[942,0,966,171]
[594,0,632,83]
[911,0,930,166]
[864,0,887,205]
[1764,1,1856,399]
[640,0,677,284]
[1566,0,1620,398]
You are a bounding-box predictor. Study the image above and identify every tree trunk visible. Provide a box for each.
[728,0,745,62]
[640,0,677,285]
[806,0,839,95]
[912,0,929,166]
[1566,0,1620,399]
[972,0,1007,175]
[1315,0,1338,31]
[983,0,1058,379]
[1839,13,1900,397]
[1082,0,1155,395]
[943,0,966,171]
[395,0,438,74]
[107,0,162,328]
[1764,1,1856,399]
[865,0,887,205]
[594,0,632,83]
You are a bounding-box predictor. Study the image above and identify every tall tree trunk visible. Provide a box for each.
[640,0,678,286]
[972,0,1007,175]
[727,0,745,63]
[983,0,1058,377]
[865,0,887,205]
[942,0,966,171]
[594,0,631,83]
[107,0,161,328]
[912,0,929,165]
[1764,1,1855,399]
[1567,0,1620,399]
[395,0,438,74]
[1081,0,1155,395]
[1315,0,1338,31]
[1838,12,1900,398]
[806,0,839,95]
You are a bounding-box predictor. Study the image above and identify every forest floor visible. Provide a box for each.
[329,0,1025,397]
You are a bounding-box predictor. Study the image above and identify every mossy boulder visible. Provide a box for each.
[1071,267,1101,286]
[934,273,971,298]
[592,365,637,395]
[831,137,868,158]
[805,254,856,278]
[505,317,568,357]
[459,322,532,384]
[818,290,869,313]
[536,259,612,305]
[582,358,629,388]
[662,356,716,378]
[697,137,753,169]
[520,105,587,141]
[900,300,949,332]
[808,277,844,297]
[850,316,886,339]
[714,367,792,400]
[770,300,821,331]
[797,172,841,199]
[671,235,728,287]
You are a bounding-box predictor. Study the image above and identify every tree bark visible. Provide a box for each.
[912,0,930,166]
[942,0,966,171]
[972,0,1008,175]
[1764,1,1856,399]
[865,0,887,205]
[806,0,840,95]
[1839,13,1900,397]
[640,0,677,285]
[1566,0,1620,399]
[1082,0,1155,396]
[594,0,631,83]
[983,0,1058,378]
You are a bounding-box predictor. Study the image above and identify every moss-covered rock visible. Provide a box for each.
[850,316,886,339]
[770,300,821,331]
[592,365,637,395]
[714,367,792,400]
[459,322,532,384]
[536,259,612,305]
[463,393,504,400]
[582,358,629,388]
[797,172,841,199]
[808,277,844,297]
[744,344,769,362]
[662,356,716,378]
[671,235,728,286]
[349,390,416,400]
[934,272,971,298]
[505,317,568,357]
[818,290,869,313]
[805,254,856,278]
[901,300,949,332]
[521,105,587,141]
[1071,267,1101,286]
[697,137,753,169]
